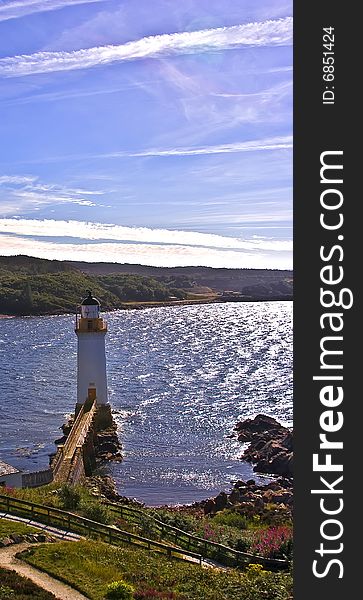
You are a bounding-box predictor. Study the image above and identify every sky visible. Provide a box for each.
[0,0,292,269]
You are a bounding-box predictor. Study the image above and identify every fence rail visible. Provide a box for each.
[105,501,289,570]
[0,494,202,565]
[0,493,290,570]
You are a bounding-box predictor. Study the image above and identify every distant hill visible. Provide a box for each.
[0,255,293,316]
[67,260,293,296]
[0,255,75,274]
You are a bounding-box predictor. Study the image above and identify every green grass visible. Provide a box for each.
[0,520,40,538]
[0,567,56,599]
[20,539,293,600]
[1,483,64,507]
[2,482,103,511]
[2,486,292,565]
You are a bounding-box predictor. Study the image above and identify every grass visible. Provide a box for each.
[1,486,292,561]
[20,539,293,600]
[0,567,56,599]
[0,520,40,538]
[0,483,64,507]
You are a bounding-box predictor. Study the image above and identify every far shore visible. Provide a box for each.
[0,295,292,319]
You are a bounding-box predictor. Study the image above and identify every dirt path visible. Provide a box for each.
[0,542,89,600]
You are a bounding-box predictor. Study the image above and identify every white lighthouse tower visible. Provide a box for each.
[75,291,108,408]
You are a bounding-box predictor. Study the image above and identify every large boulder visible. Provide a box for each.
[235,414,293,478]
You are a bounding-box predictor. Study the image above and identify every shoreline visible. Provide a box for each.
[0,295,293,319]
[91,413,293,512]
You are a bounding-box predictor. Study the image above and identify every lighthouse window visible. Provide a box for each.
[87,320,93,330]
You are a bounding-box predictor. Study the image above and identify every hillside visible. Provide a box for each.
[0,255,293,316]
[68,260,293,295]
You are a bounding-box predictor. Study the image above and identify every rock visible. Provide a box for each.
[238,494,252,502]
[276,477,293,489]
[235,414,293,478]
[235,414,282,440]
[232,480,247,489]
[204,498,217,515]
[98,441,119,453]
[228,488,241,504]
[10,534,24,544]
[214,492,228,511]
[95,426,122,465]
[271,492,293,504]
[280,431,293,451]
[264,481,283,491]
[253,496,264,509]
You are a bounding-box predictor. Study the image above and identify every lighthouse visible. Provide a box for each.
[75,291,108,408]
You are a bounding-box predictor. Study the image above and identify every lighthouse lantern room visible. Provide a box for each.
[75,291,108,407]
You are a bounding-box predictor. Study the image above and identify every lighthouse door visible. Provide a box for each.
[87,387,97,402]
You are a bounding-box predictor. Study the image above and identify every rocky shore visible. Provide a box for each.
[84,475,144,507]
[92,413,293,512]
[172,414,293,519]
[234,414,293,478]
[199,476,293,517]
[56,412,293,520]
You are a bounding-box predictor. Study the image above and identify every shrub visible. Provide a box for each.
[134,590,181,599]
[250,526,293,559]
[149,510,197,533]
[213,510,249,530]
[235,538,251,552]
[0,585,15,598]
[136,514,158,539]
[81,501,111,524]
[246,563,266,576]
[58,484,81,510]
[104,580,135,600]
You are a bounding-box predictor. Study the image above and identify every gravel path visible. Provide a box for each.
[0,542,89,600]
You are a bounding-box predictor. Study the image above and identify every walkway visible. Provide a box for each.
[0,542,88,600]
[0,512,81,541]
[52,400,97,483]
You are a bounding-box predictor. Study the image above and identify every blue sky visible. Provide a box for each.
[0,0,292,268]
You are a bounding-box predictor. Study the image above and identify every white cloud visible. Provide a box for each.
[0,234,292,269]
[0,176,104,213]
[0,175,37,185]
[0,218,292,253]
[0,17,293,77]
[0,0,106,22]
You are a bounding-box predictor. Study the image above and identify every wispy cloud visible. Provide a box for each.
[108,136,293,158]
[0,175,37,185]
[0,17,292,78]
[0,175,105,214]
[0,81,159,107]
[211,80,291,100]
[0,0,106,22]
[0,218,293,253]
[3,136,293,166]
